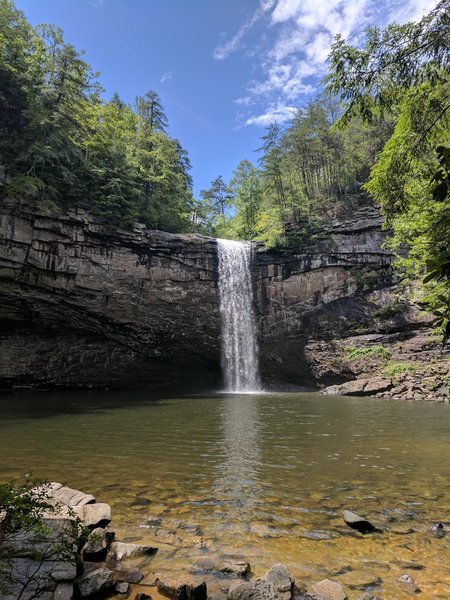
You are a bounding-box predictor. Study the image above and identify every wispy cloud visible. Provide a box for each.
[245,103,297,126]
[213,0,275,60]
[160,71,173,83]
[88,0,105,8]
[218,0,437,127]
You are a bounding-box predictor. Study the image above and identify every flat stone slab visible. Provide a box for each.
[108,541,158,560]
[321,378,393,397]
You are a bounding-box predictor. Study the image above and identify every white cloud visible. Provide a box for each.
[235,96,254,106]
[245,103,297,126]
[221,0,438,126]
[160,71,173,83]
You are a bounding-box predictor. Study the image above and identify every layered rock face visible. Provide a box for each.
[0,202,220,390]
[254,207,397,383]
[0,202,444,393]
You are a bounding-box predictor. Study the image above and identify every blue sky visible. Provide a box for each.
[15,0,436,197]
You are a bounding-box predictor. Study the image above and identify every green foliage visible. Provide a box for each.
[344,345,392,361]
[326,2,450,342]
[0,0,196,232]
[0,476,79,598]
[209,94,392,246]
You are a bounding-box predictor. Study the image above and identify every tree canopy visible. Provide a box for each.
[0,0,196,232]
[326,0,450,340]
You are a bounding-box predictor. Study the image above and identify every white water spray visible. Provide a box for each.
[217,239,261,392]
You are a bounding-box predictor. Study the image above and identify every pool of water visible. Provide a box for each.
[0,390,449,598]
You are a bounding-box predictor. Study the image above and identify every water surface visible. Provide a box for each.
[0,390,449,598]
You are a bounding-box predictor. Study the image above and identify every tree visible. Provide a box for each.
[135,90,168,134]
[326,1,450,340]
[200,175,233,228]
[228,160,262,239]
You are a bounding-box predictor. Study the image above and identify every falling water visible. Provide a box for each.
[217,239,261,392]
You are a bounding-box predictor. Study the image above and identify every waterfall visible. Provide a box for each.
[217,239,261,392]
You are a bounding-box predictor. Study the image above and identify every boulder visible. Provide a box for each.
[157,576,207,600]
[108,541,157,560]
[264,563,295,599]
[78,503,112,528]
[81,527,108,561]
[49,484,96,507]
[116,581,130,594]
[76,567,116,597]
[228,563,294,600]
[115,565,144,583]
[308,579,347,600]
[343,510,376,534]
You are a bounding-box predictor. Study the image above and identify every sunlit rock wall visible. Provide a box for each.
[253,207,396,384]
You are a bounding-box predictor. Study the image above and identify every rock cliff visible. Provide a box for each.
[0,201,446,395]
[0,202,220,390]
[254,206,396,383]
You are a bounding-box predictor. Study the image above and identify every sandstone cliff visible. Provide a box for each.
[0,201,447,396]
[0,201,220,389]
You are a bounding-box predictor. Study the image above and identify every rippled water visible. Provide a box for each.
[0,390,449,598]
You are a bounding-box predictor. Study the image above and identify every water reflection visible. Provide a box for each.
[213,394,263,531]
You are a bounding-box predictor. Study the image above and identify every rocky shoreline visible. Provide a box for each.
[3,483,448,600]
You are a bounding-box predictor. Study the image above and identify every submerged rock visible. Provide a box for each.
[157,576,207,600]
[430,522,446,538]
[308,579,347,600]
[195,557,250,577]
[343,511,376,534]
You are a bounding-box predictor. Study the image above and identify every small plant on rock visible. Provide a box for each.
[0,476,78,599]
